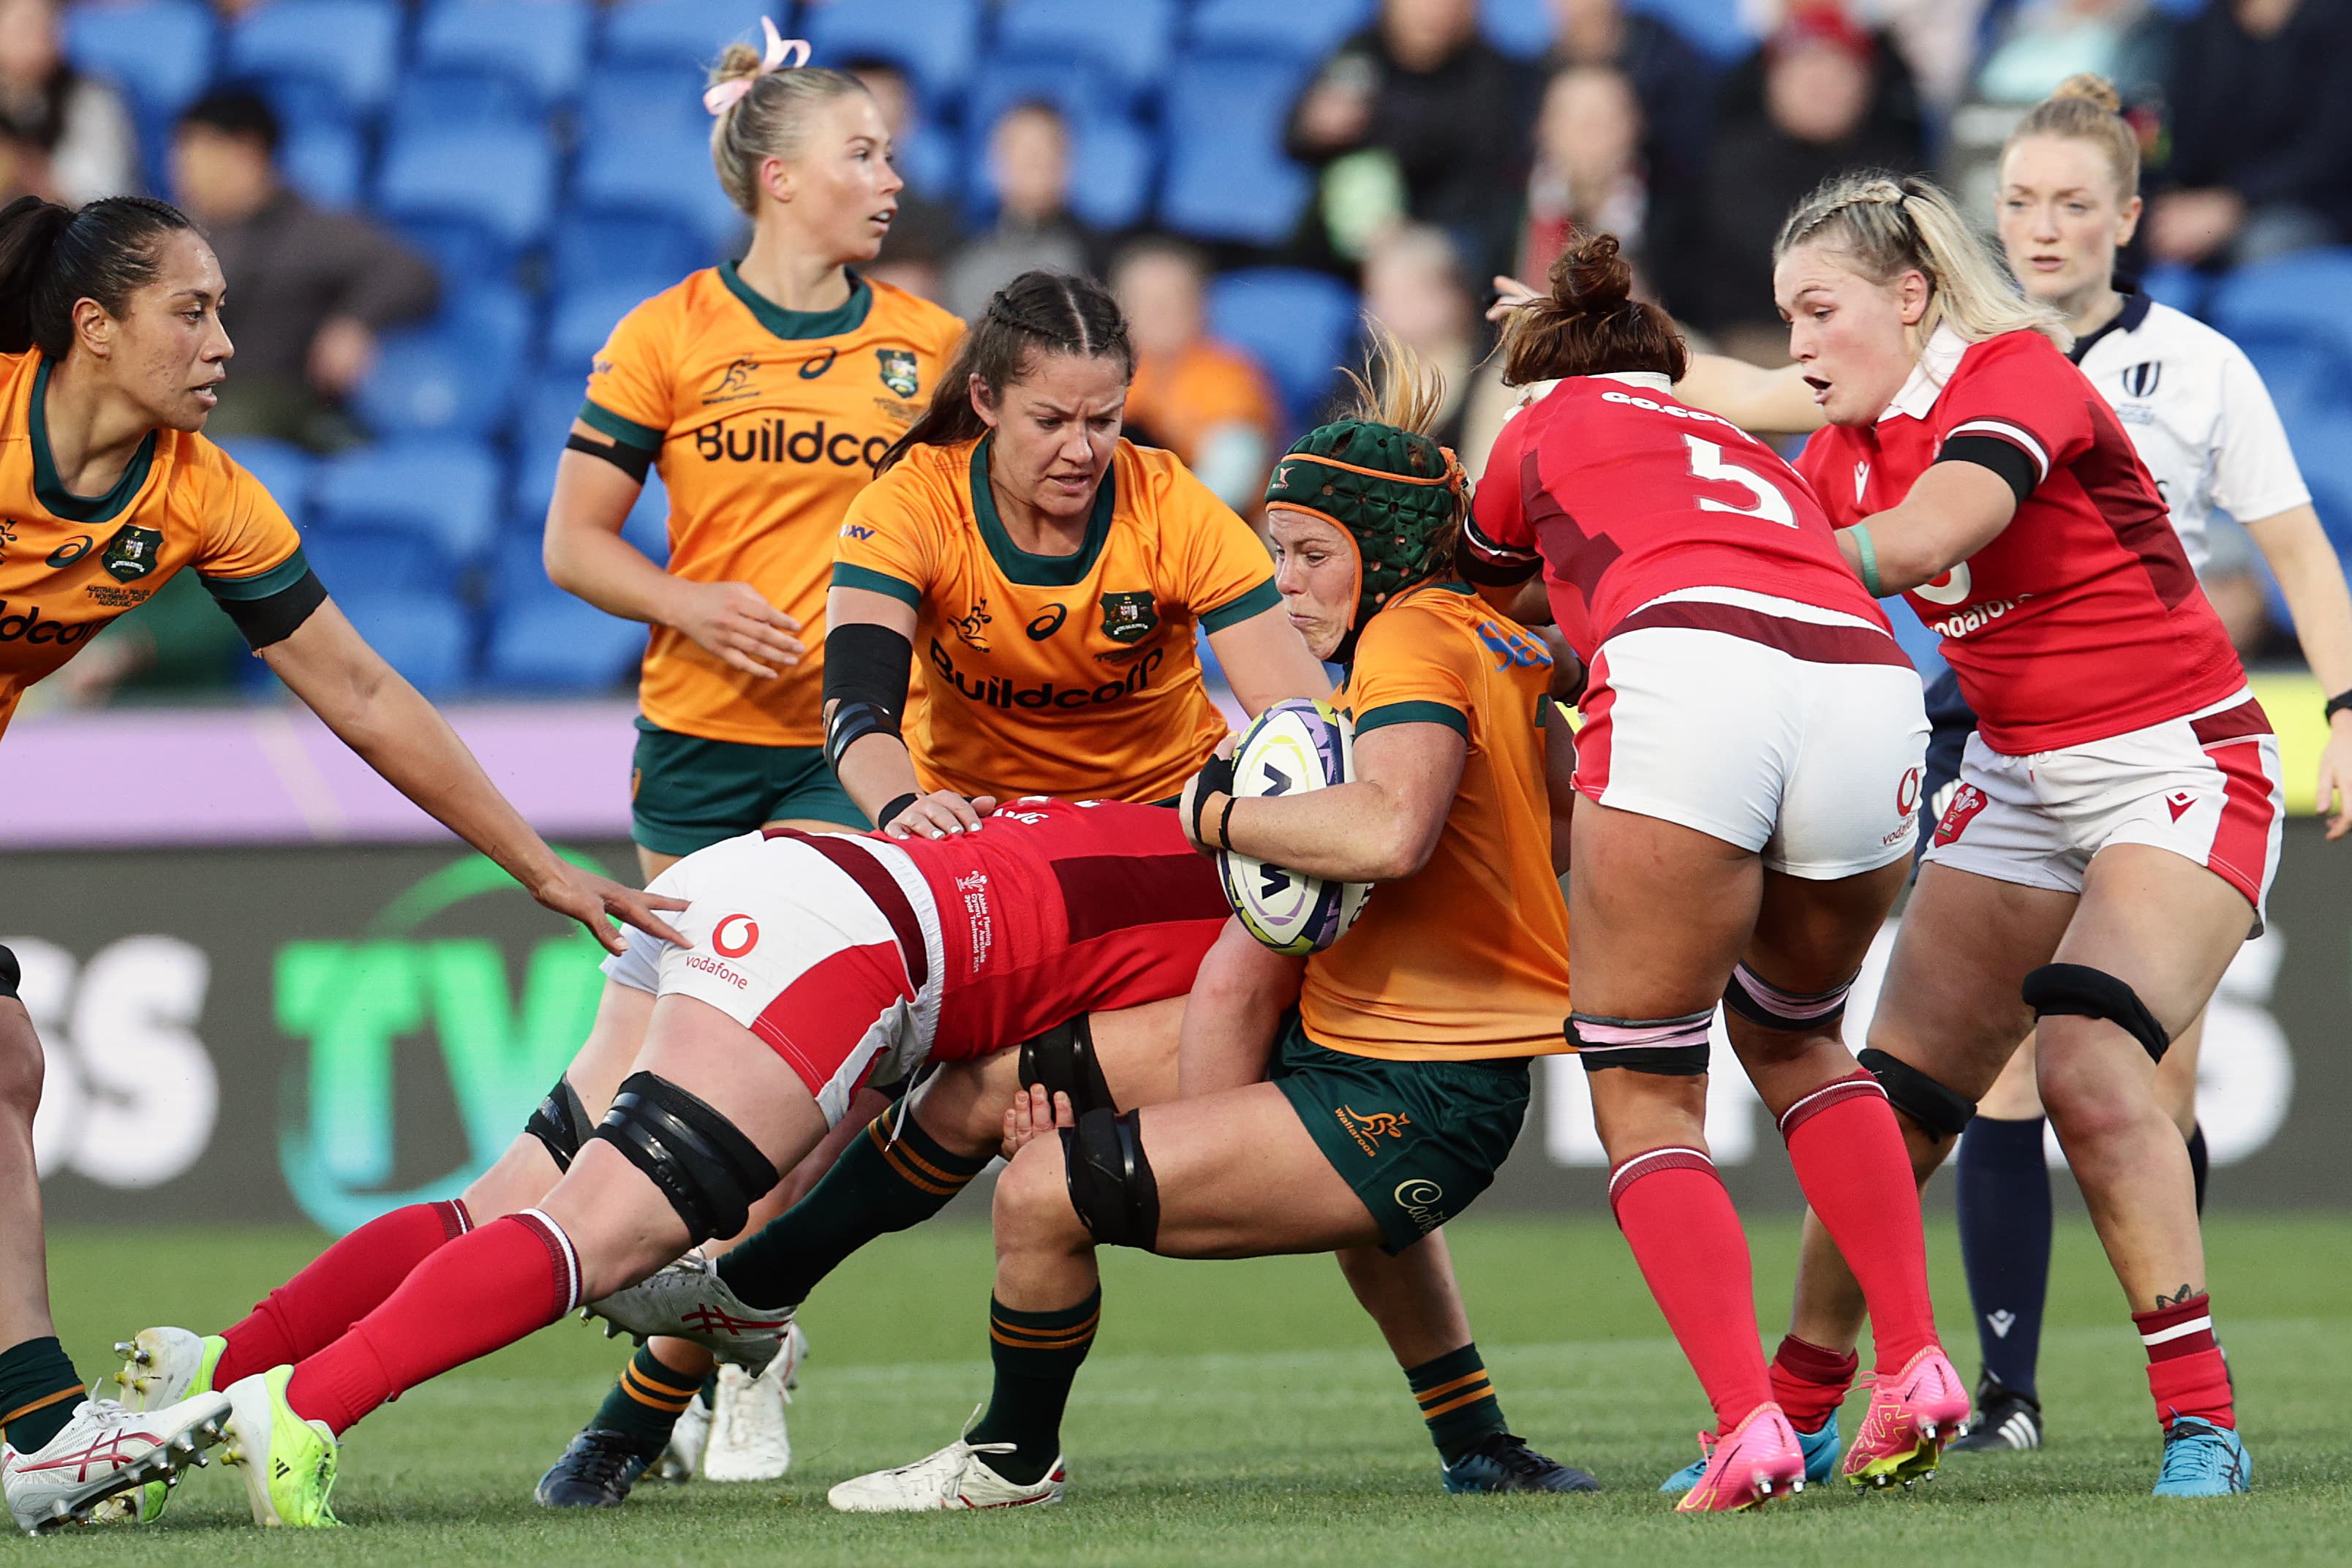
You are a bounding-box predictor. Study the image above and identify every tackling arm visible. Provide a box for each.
[1183,720,1469,883]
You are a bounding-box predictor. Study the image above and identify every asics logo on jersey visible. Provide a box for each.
[1027,603,1066,640]
[0,601,98,648]
[799,347,838,380]
[927,638,1165,710]
[1335,1107,1411,1156]
[693,418,891,469]
[45,534,91,568]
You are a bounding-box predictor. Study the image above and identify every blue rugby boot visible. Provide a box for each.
[1660,1409,1839,1493]
[2152,1418,2250,1498]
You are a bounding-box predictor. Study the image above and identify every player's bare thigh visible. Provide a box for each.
[1567,801,1761,1016]
[460,979,656,1221]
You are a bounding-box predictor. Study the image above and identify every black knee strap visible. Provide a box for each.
[1019,1014,1113,1118]
[1858,1047,1976,1138]
[0,944,18,1001]
[2023,962,2171,1063]
[524,1074,593,1172]
[1060,1107,1158,1250]
[590,1072,780,1247]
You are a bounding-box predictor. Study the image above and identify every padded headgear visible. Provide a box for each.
[1263,418,1467,663]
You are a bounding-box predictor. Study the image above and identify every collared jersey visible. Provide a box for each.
[583,265,962,747]
[1301,583,1570,1061]
[1798,327,2246,756]
[833,436,1281,803]
[2070,293,2310,574]
[1466,370,1889,665]
[0,351,306,740]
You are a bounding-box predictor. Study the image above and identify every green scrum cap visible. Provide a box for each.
[1262,418,1467,660]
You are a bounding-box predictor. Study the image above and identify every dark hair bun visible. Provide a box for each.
[1549,233,1634,315]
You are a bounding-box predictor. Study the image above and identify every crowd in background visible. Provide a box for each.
[6,0,2350,706]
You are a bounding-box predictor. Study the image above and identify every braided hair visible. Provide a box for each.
[875,270,1134,472]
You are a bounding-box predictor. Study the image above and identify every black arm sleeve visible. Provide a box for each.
[566,429,653,483]
[1934,435,2039,508]
[211,568,328,649]
[822,621,915,770]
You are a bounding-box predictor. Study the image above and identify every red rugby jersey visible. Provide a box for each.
[892,798,1229,1060]
[1796,328,2246,754]
[1466,372,1891,666]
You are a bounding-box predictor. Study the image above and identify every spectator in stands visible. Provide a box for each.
[1539,0,1716,187]
[1283,0,1527,278]
[1346,224,1515,475]
[0,0,135,206]
[1687,4,1923,360]
[1110,235,1281,511]
[1514,64,1697,311]
[1749,0,1989,111]
[942,100,1096,323]
[2152,0,2352,267]
[169,88,437,451]
[843,56,960,304]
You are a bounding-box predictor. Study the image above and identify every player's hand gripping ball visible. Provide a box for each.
[1218,698,1371,954]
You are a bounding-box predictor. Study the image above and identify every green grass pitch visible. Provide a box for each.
[15,1213,2349,1565]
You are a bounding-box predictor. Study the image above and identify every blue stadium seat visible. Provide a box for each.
[510,428,673,566]
[353,287,532,439]
[218,439,317,527]
[2139,263,2207,319]
[1188,0,1372,64]
[803,0,981,106]
[483,596,647,691]
[2209,249,2352,418]
[64,0,217,117]
[1628,0,1758,64]
[1480,0,1555,58]
[1208,268,1357,427]
[415,0,592,110]
[994,0,1176,108]
[576,63,712,146]
[2292,413,2352,552]
[603,0,770,70]
[549,280,671,375]
[573,129,747,258]
[965,111,1154,232]
[279,123,363,208]
[963,56,1129,145]
[332,593,475,696]
[386,69,540,135]
[227,0,404,117]
[377,124,559,262]
[300,529,462,598]
[313,438,505,573]
[1161,52,1314,247]
[551,211,709,297]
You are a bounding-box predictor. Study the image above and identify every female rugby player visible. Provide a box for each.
[539,23,961,1486]
[823,343,1596,1511]
[1737,173,2280,1499]
[1464,235,1957,1510]
[112,798,1237,1527]
[0,193,678,1532]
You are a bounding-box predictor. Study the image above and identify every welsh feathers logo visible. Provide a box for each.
[875,349,919,398]
[1932,783,1989,847]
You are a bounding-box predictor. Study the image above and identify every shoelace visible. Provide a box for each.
[1474,1435,1551,1479]
[570,1437,650,1490]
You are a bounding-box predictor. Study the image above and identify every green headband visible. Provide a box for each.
[1264,418,1466,659]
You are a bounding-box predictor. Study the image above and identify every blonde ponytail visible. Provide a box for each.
[1774,170,2070,352]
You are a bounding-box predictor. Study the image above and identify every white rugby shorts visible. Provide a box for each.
[600,830,946,1126]
[1575,587,1930,878]
[1922,688,2283,932]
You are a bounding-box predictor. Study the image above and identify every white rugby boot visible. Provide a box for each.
[584,1251,794,1376]
[828,1412,1064,1513]
[652,1389,711,1484]
[89,1327,231,1522]
[3,1391,231,1534]
[700,1321,807,1482]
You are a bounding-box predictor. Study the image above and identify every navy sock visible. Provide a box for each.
[0,1337,86,1455]
[1954,1115,2049,1401]
[2187,1123,2209,1215]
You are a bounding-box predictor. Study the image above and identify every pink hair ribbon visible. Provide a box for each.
[702,16,812,116]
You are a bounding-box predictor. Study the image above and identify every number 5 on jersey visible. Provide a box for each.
[1685,435,1798,527]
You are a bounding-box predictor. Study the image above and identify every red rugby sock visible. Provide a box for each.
[285,1211,578,1436]
[1779,1071,1939,1370]
[1609,1148,1772,1433]
[214,1199,472,1389]
[2136,1293,2233,1430]
[1768,1334,1858,1433]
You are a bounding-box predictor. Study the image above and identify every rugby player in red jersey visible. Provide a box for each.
[1759,173,2272,1499]
[113,799,1232,1526]
[1464,235,1957,1511]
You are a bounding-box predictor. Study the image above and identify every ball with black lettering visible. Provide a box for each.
[1217,699,1371,954]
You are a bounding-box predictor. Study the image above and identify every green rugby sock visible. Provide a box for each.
[1406,1343,1508,1465]
[719,1112,990,1311]
[588,1345,701,1452]
[966,1290,1101,1485]
[0,1337,86,1455]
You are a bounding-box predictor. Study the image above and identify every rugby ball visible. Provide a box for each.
[1217,698,1371,954]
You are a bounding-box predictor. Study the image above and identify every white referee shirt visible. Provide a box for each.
[2070,290,2311,575]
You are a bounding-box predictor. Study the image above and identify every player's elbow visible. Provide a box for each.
[1364,808,1444,882]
